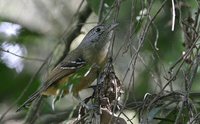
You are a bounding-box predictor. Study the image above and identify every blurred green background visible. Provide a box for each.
[0,0,200,123]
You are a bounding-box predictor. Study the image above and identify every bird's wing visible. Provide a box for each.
[17,57,86,112]
[41,57,86,91]
[40,57,86,95]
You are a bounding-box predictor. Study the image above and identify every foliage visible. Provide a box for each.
[0,0,200,124]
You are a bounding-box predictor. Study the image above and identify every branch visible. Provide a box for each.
[34,111,70,124]
[1,112,26,123]
[0,42,57,123]
[98,0,105,23]
[23,4,92,124]
[24,96,43,124]
[0,47,45,62]
[56,4,92,65]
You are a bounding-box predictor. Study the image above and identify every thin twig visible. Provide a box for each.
[23,3,92,124]
[121,111,134,124]
[108,0,121,123]
[171,0,176,31]
[164,35,200,92]
[98,0,105,23]
[145,17,200,113]
[118,0,168,119]
[108,0,121,58]
[0,47,45,62]
[0,2,92,124]
[174,101,184,124]
[190,112,200,123]
[0,43,57,122]
[24,95,43,124]
[1,112,26,123]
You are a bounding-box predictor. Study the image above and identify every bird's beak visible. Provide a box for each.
[108,23,119,32]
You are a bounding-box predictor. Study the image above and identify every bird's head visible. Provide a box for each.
[79,23,119,48]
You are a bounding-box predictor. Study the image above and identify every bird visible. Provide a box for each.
[17,23,118,111]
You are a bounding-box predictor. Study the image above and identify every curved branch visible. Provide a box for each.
[23,4,92,124]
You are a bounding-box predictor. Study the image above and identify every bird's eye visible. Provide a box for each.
[96,27,101,32]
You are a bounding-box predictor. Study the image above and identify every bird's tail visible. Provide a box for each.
[16,91,41,112]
